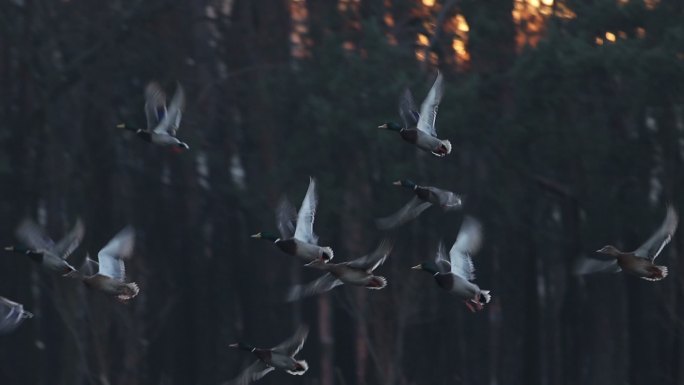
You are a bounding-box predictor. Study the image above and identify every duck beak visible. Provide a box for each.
[4,246,12,251]
[116,123,126,129]
[250,233,262,239]
[411,264,422,270]
[378,123,388,129]
[392,180,401,186]
[229,343,239,348]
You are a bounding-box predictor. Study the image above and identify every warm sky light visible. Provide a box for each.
[422,0,435,7]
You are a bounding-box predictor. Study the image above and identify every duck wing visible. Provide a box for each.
[634,205,678,262]
[416,71,444,137]
[52,219,85,260]
[375,197,433,230]
[144,82,167,131]
[287,273,342,302]
[433,241,452,273]
[227,360,274,385]
[97,226,135,281]
[345,239,393,271]
[276,197,297,239]
[272,325,309,356]
[0,297,32,335]
[399,88,420,128]
[294,177,319,244]
[16,218,55,252]
[449,217,482,281]
[153,83,185,136]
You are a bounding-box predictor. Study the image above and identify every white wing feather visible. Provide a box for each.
[97,227,135,281]
[449,217,482,281]
[294,177,319,244]
[416,72,444,137]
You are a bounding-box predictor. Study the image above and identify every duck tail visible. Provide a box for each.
[641,265,668,281]
[286,360,309,375]
[320,246,334,262]
[366,276,387,290]
[480,290,492,304]
[117,282,140,302]
[441,139,452,154]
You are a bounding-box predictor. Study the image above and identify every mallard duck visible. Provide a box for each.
[251,177,333,263]
[286,239,393,301]
[117,82,189,150]
[378,71,451,157]
[5,218,84,276]
[412,217,491,312]
[590,205,678,281]
[73,227,139,302]
[0,296,33,335]
[228,325,309,385]
[376,179,463,229]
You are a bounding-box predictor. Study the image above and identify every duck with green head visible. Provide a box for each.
[228,325,309,384]
[117,82,189,151]
[580,205,678,281]
[287,239,393,301]
[412,217,491,312]
[376,179,463,229]
[71,226,140,302]
[251,177,333,263]
[378,71,451,157]
[0,296,33,335]
[5,218,84,276]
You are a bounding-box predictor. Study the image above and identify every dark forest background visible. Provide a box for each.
[1,0,684,384]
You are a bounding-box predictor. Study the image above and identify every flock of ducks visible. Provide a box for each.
[0,73,679,385]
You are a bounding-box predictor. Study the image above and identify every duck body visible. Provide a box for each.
[320,263,386,288]
[228,326,309,384]
[414,185,462,209]
[401,128,451,157]
[286,240,393,301]
[593,205,677,281]
[83,274,140,302]
[275,238,333,262]
[6,218,84,276]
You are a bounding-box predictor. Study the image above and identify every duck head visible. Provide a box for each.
[250,232,279,242]
[229,342,256,352]
[596,245,621,256]
[378,122,403,132]
[116,123,138,133]
[393,179,417,189]
[412,261,440,275]
[5,245,33,254]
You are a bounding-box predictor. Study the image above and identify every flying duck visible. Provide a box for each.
[0,296,33,335]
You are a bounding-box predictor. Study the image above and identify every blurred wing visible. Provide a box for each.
[16,218,54,251]
[276,197,297,239]
[0,297,32,335]
[375,197,433,230]
[144,82,167,131]
[449,217,482,281]
[287,274,342,302]
[154,83,185,135]
[294,177,319,244]
[227,361,274,385]
[634,205,678,262]
[346,239,393,271]
[416,71,444,137]
[573,256,622,275]
[52,219,85,260]
[399,88,420,128]
[433,241,452,273]
[273,325,309,356]
[97,227,135,281]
